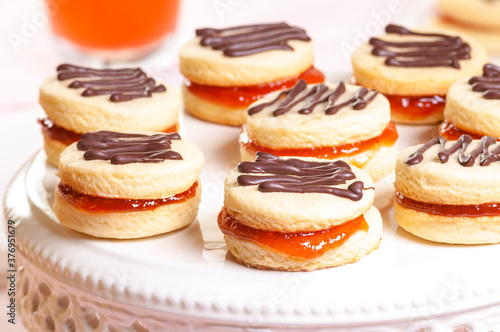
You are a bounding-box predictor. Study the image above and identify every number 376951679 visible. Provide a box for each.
[7,220,16,270]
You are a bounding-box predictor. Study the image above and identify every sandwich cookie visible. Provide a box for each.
[240,80,398,182]
[39,64,180,166]
[440,63,500,140]
[351,24,487,124]
[179,22,325,126]
[433,0,500,54]
[53,131,204,239]
[395,135,500,244]
[218,152,382,271]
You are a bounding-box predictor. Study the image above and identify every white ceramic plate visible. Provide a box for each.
[5,110,500,331]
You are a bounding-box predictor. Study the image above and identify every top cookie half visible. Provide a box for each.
[444,63,500,138]
[39,64,180,133]
[224,152,375,233]
[351,24,487,96]
[179,22,314,86]
[245,81,390,149]
[58,131,204,199]
[395,135,500,205]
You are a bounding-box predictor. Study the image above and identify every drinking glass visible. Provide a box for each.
[45,0,181,61]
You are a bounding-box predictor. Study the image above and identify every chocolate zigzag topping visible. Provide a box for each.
[237,152,368,201]
[369,24,471,69]
[405,135,500,167]
[195,22,310,57]
[57,64,166,102]
[469,63,500,100]
[77,131,182,165]
[248,80,378,116]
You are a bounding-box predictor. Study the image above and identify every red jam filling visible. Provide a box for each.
[386,94,446,121]
[217,207,368,260]
[395,192,500,217]
[58,181,198,213]
[184,66,325,109]
[39,118,82,146]
[240,122,398,161]
[439,120,484,141]
[39,118,178,146]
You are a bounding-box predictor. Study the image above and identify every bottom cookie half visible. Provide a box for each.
[182,85,247,126]
[53,183,202,239]
[394,200,500,244]
[220,206,382,271]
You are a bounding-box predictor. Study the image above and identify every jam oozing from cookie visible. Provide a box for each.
[370,24,471,69]
[57,64,166,102]
[77,131,182,164]
[469,63,500,100]
[237,152,370,201]
[386,94,446,120]
[248,80,378,116]
[240,122,398,161]
[196,22,311,57]
[395,191,500,217]
[405,135,500,166]
[58,181,198,213]
[438,120,484,141]
[218,207,368,260]
[39,118,178,146]
[184,66,325,109]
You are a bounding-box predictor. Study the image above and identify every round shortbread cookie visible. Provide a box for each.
[223,205,382,271]
[432,17,500,54]
[444,77,500,138]
[53,183,201,239]
[182,85,247,126]
[224,156,375,233]
[438,0,500,30]
[179,37,313,87]
[58,134,205,199]
[39,77,180,133]
[395,138,500,205]
[394,201,500,244]
[351,28,487,96]
[240,135,398,183]
[245,82,391,149]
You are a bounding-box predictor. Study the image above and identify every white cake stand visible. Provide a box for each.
[5,118,500,332]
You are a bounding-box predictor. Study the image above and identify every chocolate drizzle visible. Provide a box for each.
[195,22,310,57]
[237,152,368,201]
[77,131,182,165]
[248,80,378,116]
[469,63,500,100]
[369,24,471,69]
[405,135,500,167]
[57,64,166,102]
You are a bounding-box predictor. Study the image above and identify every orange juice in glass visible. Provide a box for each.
[46,0,180,60]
